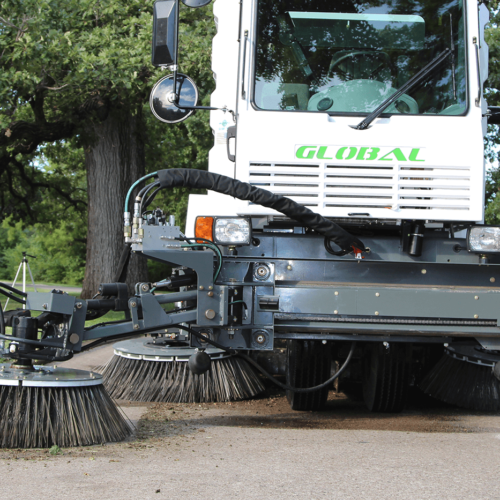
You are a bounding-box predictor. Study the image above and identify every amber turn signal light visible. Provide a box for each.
[195,217,214,242]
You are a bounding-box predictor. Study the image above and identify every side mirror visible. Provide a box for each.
[150,73,199,124]
[152,0,178,67]
[181,0,212,6]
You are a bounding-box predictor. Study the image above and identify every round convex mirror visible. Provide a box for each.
[181,0,212,7]
[150,73,199,124]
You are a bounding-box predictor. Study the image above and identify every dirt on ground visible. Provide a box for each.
[1,382,498,465]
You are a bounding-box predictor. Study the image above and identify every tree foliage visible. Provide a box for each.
[0,0,215,285]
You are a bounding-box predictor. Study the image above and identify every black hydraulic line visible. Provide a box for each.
[0,333,64,349]
[0,302,5,337]
[81,332,142,351]
[143,185,162,211]
[239,346,354,393]
[0,282,27,297]
[156,169,365,253]
[139,181,161,216]
[8,349,74,362]
[176,324,356,393]
[0,288,26,304]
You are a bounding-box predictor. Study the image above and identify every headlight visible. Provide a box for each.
[195,217,251,246]
[467,226,500,253]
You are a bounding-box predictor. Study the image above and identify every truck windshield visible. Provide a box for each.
[254,0,466,116]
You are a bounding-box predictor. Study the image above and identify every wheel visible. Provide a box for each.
[286,340,332,411]
[362,343,411,413]
[328,50,392,80]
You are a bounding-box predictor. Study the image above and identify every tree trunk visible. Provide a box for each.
[81,108,148,299]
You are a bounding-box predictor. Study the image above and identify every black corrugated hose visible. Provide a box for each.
[155,168,365,254]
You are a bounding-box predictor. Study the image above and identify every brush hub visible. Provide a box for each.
[0,363,102,388]
[445,345,500,367]
[112,338,232,362]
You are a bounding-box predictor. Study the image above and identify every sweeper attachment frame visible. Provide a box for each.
[2,168,500,437]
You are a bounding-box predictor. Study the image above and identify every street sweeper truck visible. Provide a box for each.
[2,0,500,449]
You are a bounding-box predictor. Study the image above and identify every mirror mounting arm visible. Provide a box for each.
[172,101,236,121]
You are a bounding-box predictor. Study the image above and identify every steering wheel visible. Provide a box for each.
[328,50,392,81]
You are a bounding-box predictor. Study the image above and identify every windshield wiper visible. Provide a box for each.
[354,48,451,130]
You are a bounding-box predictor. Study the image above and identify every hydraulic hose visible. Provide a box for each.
[0,282,27,297]
[155,168,365,253]
[177,324,356,393]
[124,171,158,213]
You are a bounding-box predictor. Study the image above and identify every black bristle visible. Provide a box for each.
[98,355,265,403]
[0,384,131,448]
[420,354,500,411]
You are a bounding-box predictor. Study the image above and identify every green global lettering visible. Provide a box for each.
[336,146,357,160]
[379,148,407,161]
[295,145,426,162]
[316,146,333,160]
[356,147,380,161]
[409,148,425,162]
[296,146,317,159]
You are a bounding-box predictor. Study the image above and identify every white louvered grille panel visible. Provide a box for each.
[248,161,472,216]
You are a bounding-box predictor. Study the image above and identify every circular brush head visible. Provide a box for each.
[0,364,131,448]
[419,346,500,411]
[97,338,265,403]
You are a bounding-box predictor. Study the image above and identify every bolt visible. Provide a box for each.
[322,340,327,345]
[133,324,139,330]
[491,277,496,283]
[208,291,214,297]
[205,309,216,320]
[42,303,48,310]
[69,333,80,344]
[375,292,380,297]
[475,296,479,300]
[334,310,338,314]
[199,286,204,290]
[286,265,292,271]
[76,302,83,309]
[421,269,427,274]
[141,284,149,292]
[257,267,267,276]
[208,286,213,290]
[255,334,266,344]
[444,343,449,347]
[474,314,479,319]
[334,291,339,296]
[130,301,137,307]
[375,311,379,316]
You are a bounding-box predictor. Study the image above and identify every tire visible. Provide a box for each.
[362,342,411,413]
[286,340,332,411]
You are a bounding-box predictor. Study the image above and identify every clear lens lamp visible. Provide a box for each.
[214,218,251,245]
[468,226,500,253]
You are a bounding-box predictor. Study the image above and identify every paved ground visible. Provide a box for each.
[1,345,499,500]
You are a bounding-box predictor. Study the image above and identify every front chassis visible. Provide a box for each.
[6,226,500,361]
